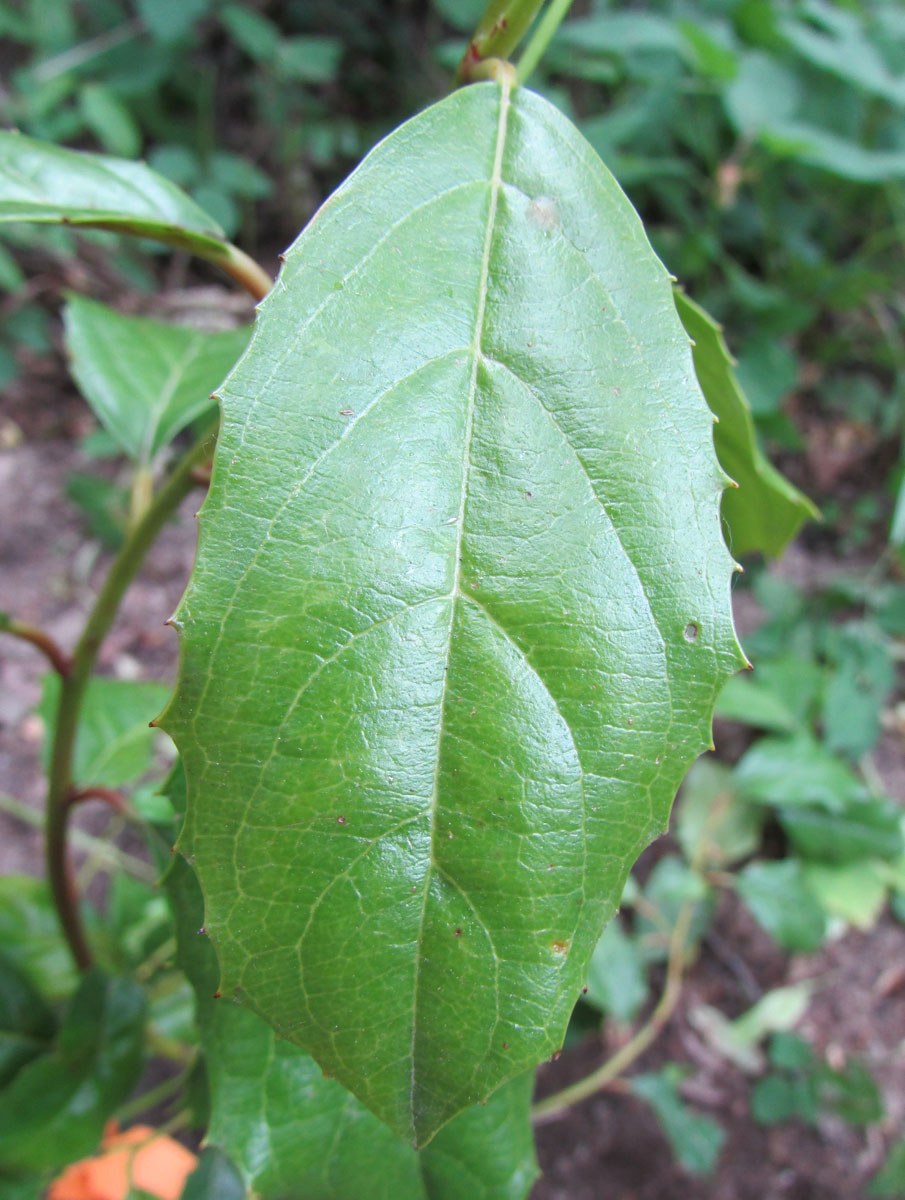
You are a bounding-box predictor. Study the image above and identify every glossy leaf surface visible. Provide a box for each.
[63,295,249,465]
[166,856,538,1199]
[674,290,817,558]
[163,79,742,1143]
[0,132,225,254]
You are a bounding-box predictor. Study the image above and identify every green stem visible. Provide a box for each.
[45,425,217,970]
[1,616,71,677]
[455,0,545,83]
[117,1061,194,1125]
[516,0,575,81]
[204,241,274,302]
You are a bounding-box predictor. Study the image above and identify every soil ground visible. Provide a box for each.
[1,288,903,1200]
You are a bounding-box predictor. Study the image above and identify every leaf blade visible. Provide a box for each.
[162,80,743,1143]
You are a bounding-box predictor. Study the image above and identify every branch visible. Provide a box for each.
[44,425,218,970]
[1,614,71,677]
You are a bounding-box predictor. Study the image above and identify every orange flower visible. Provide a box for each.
[47,1123,197,1200]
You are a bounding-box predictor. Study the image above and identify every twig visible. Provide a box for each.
[1,615,71,677]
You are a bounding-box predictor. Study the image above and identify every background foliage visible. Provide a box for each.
[0,0,903,1197]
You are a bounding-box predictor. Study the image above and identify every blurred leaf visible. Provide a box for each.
[715,673,800,733]
[636,856,712,962]
[675,758,764,866]
[0,132,226,254]
[146,145,200,189]
[136,0,211,42]
[735,860,826,951]
[63,294,247,464]
[780,796,903,865]
[39,675,171,788]
[869,1137,905,1198]
[675,291,816,558]
[768,1031,814,1071]
[778,3,905,108]
[760,121,905,182]
[65,471,128,548]
[275,36,343,84]
[555,14,683,57]
[0,971,145,1173]
[0,241,25,292]
[0,876,78,1001]
[165,857,538,1199]
[78,84,142,159]
[0,951,56,1089]
[725,52,801,136]
[734,734,868,812]
[818,1058,883,1126]
[208,152,273,200]
[631,1068,725,1175]
[583,918,648,1024]
[219,4,280,61]
[822,623,895,759]
[690,984,811,1073]
[751,1071,818,1125]
[802,860,888,928]
[180,1147,245,1200]
[734,338,798,418]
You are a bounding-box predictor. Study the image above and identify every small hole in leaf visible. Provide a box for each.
[684,622,700,643]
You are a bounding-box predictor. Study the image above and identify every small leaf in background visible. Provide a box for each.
[219,4,281,61]
[636,856,713,963]
[275,36,343,84]
[674,290,817,558]
[734,860,826,951]
[714,672,800,734]
[39,676,171,789]
[780,796,903,866]
[0,972,145,1173]
[77,85,142,160]
[47,1124,197,1200]
[734,733,868,812]
[65,472,129,549]
[0,950,56,1088]
[179,1147,245,1200]
[675,758,764,867]
[690,984,812,1073]
[822,623,895,760]
[630,1067,726,1175]
[750,1071,818,1126]
[165,856,539,1199]
[818,1059,884,1126]
[868,1137,905,1198]
[583,918,648,1024]
[63,295,248,465]
[0,875,78,1001]
[136,0,212,43]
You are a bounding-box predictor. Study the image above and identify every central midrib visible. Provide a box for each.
[408,76,513,1136]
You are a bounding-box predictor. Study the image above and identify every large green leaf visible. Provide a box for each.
[162,78,742,1144]
[63,294,249,465]
[674,290,817,558]
[0,132,225,254]
[166,855,538,1199]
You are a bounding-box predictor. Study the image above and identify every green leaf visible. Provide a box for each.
[78,84,142,159]
[802,861,889,929]
[0,971,145,1173]
[818,1058,884,1126]
[39,675,171,788]
[780,797,903,865]
[734,860,826,951]
[675,758,764,867]
[630,1068,725,1175]
[583,918,648,1023]
[778,4,905,108]
[165,855,538,1198]
[161,79,742,1144]
[0,951,55,1089]
[868,1137,905,1198]
[63,295,248,465]
[136,0,211,42]
[714,672,800,733]
[674,290,817,558]
[0,132,226,254]
[734,734,868,812]
[179,1148,246,1200]
[0,876,78,1001]
[822,623,895,760]
[750,1072,817,1125]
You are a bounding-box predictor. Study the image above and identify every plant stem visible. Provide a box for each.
[1,616,71,677]
[116,1061,193,1125]
[516,0,575,81]
[45,426,217,971]
[69,785,128,814]
[455,0,545,83]
[205,241,274,301]
[532,890,696,1122]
